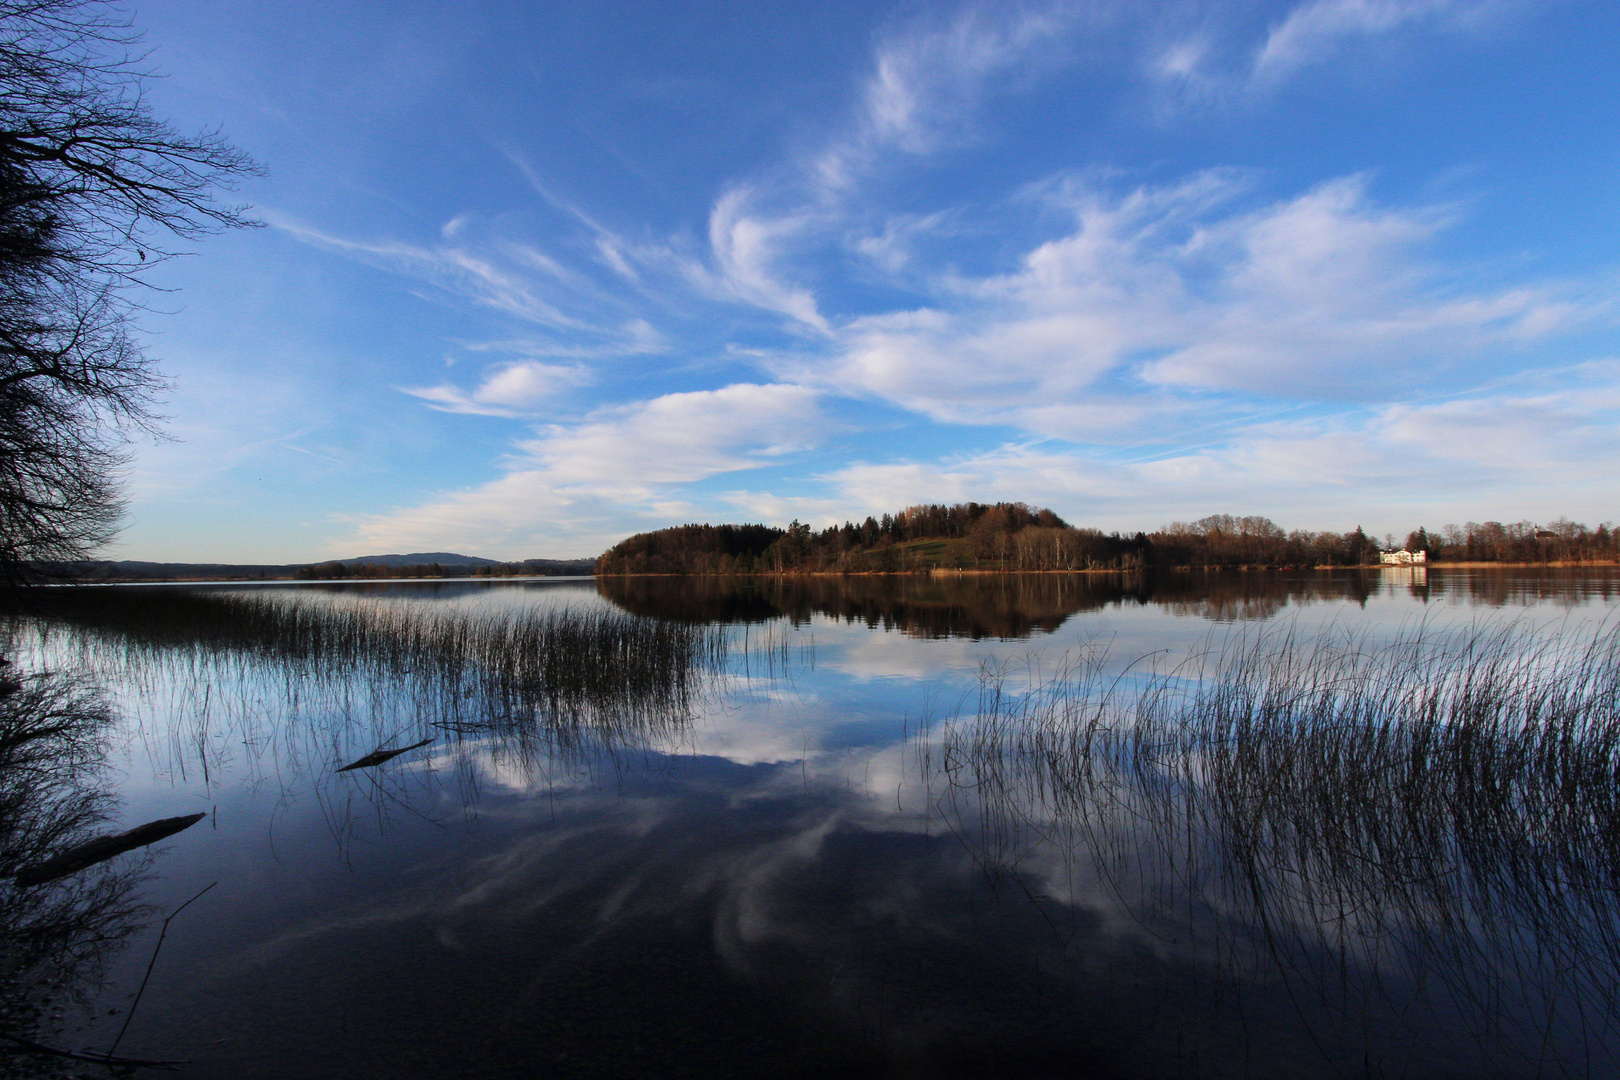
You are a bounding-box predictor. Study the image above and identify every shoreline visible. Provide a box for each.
[594,561,1620,579]
[36,573,594,586]
[46,560,1620,584]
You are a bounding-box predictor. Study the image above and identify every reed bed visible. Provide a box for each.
[6,586,732,787]
[930,619,1620,1070]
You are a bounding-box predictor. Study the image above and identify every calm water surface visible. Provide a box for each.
[9,568,1620,1078]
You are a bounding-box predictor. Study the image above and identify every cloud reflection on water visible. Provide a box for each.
[11,573,1620,1076]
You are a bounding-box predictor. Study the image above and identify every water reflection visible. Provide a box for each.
[928,623,1620,1075]
[7,576,1620,1076]
[599,567,1620,638]
[0,662,149,1072]
[20,585,726,770]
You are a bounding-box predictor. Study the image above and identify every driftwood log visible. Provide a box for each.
[11,813,207,888]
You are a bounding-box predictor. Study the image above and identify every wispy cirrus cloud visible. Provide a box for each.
[296,1,1601,558]
[683,4,1086,336]
[1253,0,1507,81]
[812,4,1079,193]
[802,171,1582,438]
[703,189,829,332]
[1149,0,1522,101]
[267,208,692,363]
[271,214,592,330]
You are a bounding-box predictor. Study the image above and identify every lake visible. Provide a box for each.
[4,567,1620,1078]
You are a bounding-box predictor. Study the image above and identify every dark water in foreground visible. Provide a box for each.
[5,568,1620,1078]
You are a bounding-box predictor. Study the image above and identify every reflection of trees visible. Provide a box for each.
[602,573,1142,637]
[602,569,1620,638]
[600,571,1393,637]
[929,624,1620,1074]
[1428,566,1620,608]
[1150,570,1374,621]
[592,576,786,625]
[0,662,145,1075]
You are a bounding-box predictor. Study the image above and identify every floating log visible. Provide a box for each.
[11,812,207,888]
[335,737,435,773]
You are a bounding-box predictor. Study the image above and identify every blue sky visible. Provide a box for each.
[112,0,1620,561]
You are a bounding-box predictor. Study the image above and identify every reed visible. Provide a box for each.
[929,619,1620,1071]
[6,586,732,783]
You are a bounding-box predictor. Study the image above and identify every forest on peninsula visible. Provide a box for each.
[595,503,1620,575]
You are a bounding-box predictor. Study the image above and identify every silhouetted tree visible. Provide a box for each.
[0,1,256,583]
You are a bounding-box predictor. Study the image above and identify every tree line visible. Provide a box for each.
[1409,520,1620,563]
[595,505,1620,575]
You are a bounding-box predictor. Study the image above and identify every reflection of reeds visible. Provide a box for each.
[10,586,730,787]
[932,621,1620,1072]
[21,587,725,720]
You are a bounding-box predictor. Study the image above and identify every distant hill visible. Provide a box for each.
[596,502,1075,575]
[593,501,1385,574]
[337,552,499,568]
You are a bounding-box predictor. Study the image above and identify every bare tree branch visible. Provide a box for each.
[0,0,258,584]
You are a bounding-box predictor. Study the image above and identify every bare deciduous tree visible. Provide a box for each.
[0,0,256,582]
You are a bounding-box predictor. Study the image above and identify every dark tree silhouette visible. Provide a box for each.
[0,0,256,583]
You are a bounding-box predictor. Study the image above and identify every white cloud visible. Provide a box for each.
[805,365,1620,535]
[283,9,1569,448]
[685,6,1084,339]
[403,361,587,417]
[715,491,851,529]
[270,207,690,364]
[819,5,1073,186]
[1380,382,1620,476]
[704,189,828,331]
[272,214,594,330]
[1144,0,1517,104]
[1154,37,1211,81]
[821,462,980,515]
[1254,0,1499,81]
[517,383,821,493]
[256,1,1607,561]
[799,172,1580,433]
[342,384,823,556]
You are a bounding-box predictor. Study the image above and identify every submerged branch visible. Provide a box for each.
[335,737,434,773]
[10,811,204,887]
